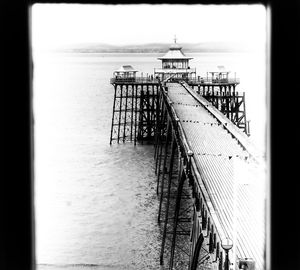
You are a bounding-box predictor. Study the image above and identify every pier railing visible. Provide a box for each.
[110,76,239,85]
[154,67,197,73]
[110,77,160,84]
[188,77,240,84]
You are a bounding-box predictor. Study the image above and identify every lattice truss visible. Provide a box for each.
[109,84,159,144]
[137,85,159,142]
[154,117,193,269]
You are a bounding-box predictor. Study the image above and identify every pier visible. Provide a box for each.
[109,42,265,270]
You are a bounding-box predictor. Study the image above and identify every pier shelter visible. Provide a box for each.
[154,40,196,82]
[209,71,230,83]
[113,65,138,82]
[207,66,233,83]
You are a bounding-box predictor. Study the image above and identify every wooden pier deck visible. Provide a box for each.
[166,82,265,269]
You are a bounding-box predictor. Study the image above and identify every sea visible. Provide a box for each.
[33,51,266,270]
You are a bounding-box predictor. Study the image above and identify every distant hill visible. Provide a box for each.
[56,42,257,53]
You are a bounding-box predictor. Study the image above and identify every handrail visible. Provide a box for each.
[188,77,240,84]
[190,157,227,240]
[110,77,160,84]
[110,76,240,85]
[154,67,196,73]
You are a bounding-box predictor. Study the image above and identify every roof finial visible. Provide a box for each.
[174,35,177,44]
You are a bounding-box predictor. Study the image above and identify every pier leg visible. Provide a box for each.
[117,85,123,143]
[155,132,162,174]
[150,85,156,138]
[123,85,128,142]
[243,92,249,135]
[189,233,204,270]
[154,91,163,158]
[109,85,117,145]
[146,85,151,140]
[159,139,177,264]
[226,93,230,119]
[158,120,171,223]
[169,169,186,269]
[139,87,144,144]
[134,85,138,145]
[156,109,167,193]
[130,85,134,141]
[155,136,164,190]
[155,101,166,172]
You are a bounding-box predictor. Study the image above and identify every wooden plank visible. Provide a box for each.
[165,82,265,270]
[180,81,263,163]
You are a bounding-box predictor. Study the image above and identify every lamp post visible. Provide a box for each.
[221,237,233,270]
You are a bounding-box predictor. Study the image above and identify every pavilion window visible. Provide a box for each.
[164,61,171,69]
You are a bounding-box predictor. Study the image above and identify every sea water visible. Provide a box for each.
[33,51,266,270]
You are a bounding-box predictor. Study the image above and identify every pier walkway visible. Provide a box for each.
[109,78,266,269]
[164,82,265,269]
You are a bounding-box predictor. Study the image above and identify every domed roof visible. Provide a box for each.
[169,42,182,50]
[158,41,193,60]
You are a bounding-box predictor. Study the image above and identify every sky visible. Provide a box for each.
[31,4,266,50]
